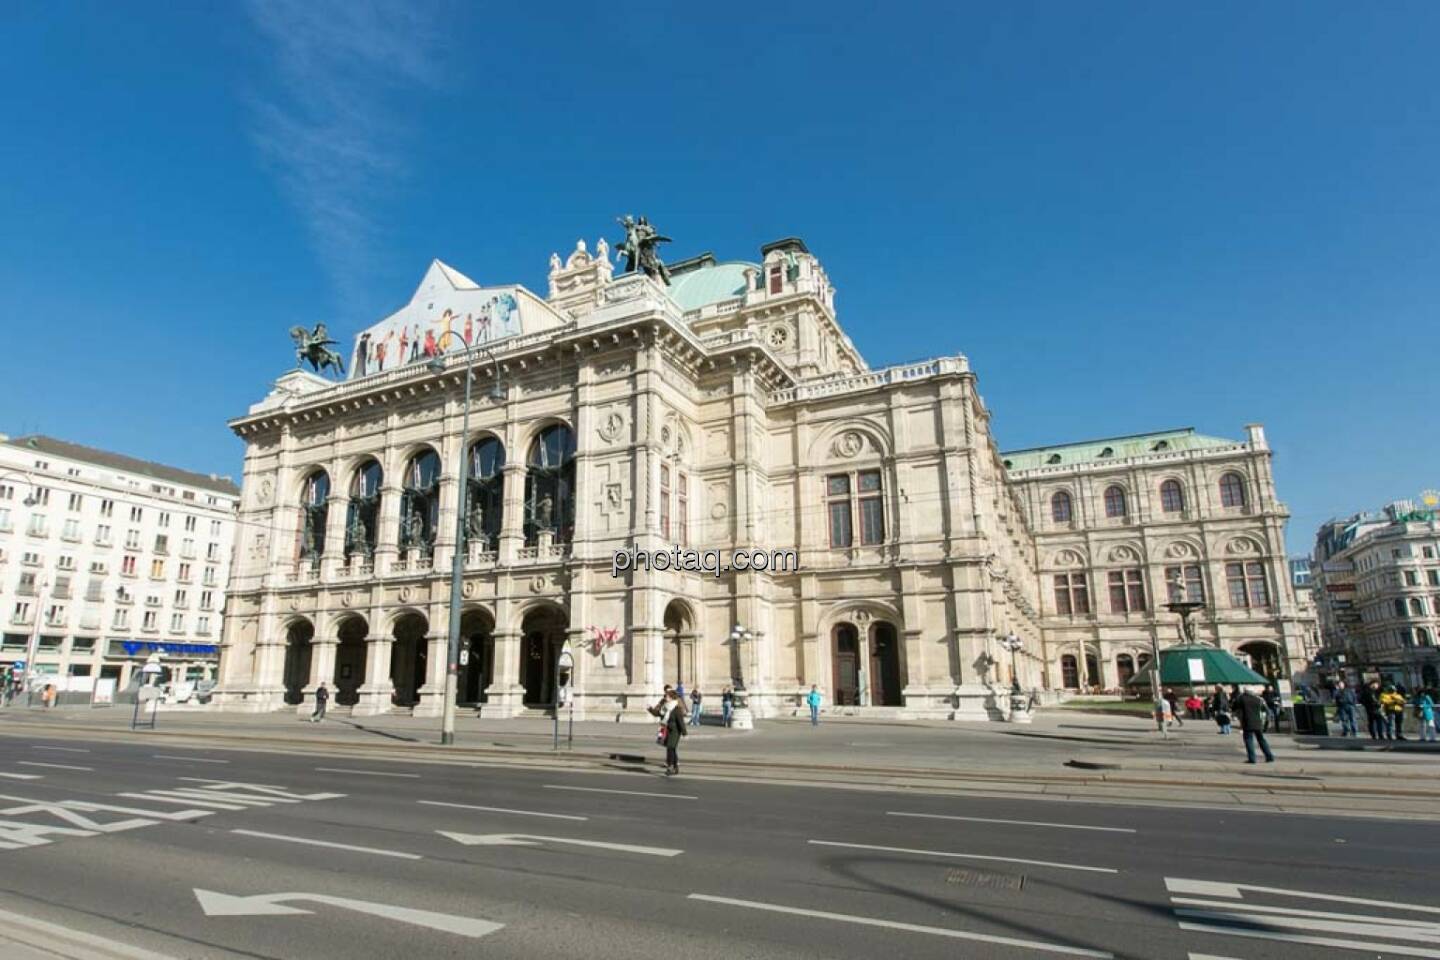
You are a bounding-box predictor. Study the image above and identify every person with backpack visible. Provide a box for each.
[1359,680,1385,740]
[1210,685,1232,735]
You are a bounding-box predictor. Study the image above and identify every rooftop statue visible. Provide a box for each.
[615,214,671,285]
[290,322,346,377]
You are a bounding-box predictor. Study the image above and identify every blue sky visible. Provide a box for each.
[2,1,1436,552]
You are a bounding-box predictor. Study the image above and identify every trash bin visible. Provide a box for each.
[1292,702,1329,736]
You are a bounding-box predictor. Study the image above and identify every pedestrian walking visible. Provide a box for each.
[675,681,686,706]
[1262,683,1282,732]
[311,682,329,722]
[1415,689,1437,742]
[1184,692,1205,720]
[1235,686,1275,764]
[1381,684,1407,741]
[41,683,56,709]
[1332,680,1359,737]
[1164,688,1183,728]
[660,688,687,776]
[1360,680,1385,740]
[806,684,823,726]
[689,687,703,726]
[1210,685,1232,735]
[720,686,734,728]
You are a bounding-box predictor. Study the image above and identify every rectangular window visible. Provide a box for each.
[67,492,83,511]
[158,512,170,529]
[154,534,169,554]
[71,638,95,654]
[768,264,783,294]
[1164,564,1205,603]
[857,470,884,545]
[149,559,165,579]
[85,578,104,602]
[1053,573,1090,615]
[197,615,211,635]
[100,499,114,517]
[178,562,192,582]
[174,589,188,607]
[95,523,112,545]
[677,475,689,548]
[141,610,157,631]
[62,518,81,541]
[130,506,143,522]
[1109,569,1146,613]
[56,554,75,571]
[121,555,137,576]
[169,613,185,632]
[1226,562,1270,609]
[33,487,50,505]
[210,519,221,536]
[26,513,48,536]
[1405,570,1419,586]
[125,530,140,549]
[200,590,214,610]
[659,465,671,540]
[12,602,32,624]
[1429,570,1440,587]
[184,515,196,532]
[203,566,217,585]
[0,507,9,531]
[206,543,220,561]
[826,475,853,548]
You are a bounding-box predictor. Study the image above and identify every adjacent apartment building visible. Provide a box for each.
[214,232,1303,721]
[0,435,240,692]
[1311,499,1440,690]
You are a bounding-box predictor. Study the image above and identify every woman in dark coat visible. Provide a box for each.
[1210,685,1232,735]
[662,689,688,776]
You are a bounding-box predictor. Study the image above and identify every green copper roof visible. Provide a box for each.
[1001,428,1239,472]
[667,261,755,312]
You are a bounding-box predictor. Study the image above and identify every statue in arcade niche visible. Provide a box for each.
[300,511,317,558]
[535,491,555,531]
[465,500,486,547]
[614,214,672,285]
[345,511,371,560]
[289,322,346,377]
[400,509,427,553]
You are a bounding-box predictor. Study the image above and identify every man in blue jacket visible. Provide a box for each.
[1332,680,1358,737]
[806,685,823,726]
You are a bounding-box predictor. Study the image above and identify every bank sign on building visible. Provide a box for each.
[216,228,1306,720]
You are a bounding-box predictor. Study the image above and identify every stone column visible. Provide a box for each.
[354,635,395,716]
[323,496,349,580]
[413,633,448,718]
[498,463,526,563]
[485,628,525,717]
[374,484,403,570]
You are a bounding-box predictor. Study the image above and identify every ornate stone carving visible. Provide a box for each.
[256,477,273,506]
[530,576,547,593]
[710,502,728,520]
[1109,545,1138,562]
[598,410,625,443]
[767,324,790,348]
[1166,541,1196,559]
[604,483,623,511]
[462,580,476,599]
[834,431,864,458]
[340,592,353,608]
[1226,538,1258,556]
[398,586,413,604]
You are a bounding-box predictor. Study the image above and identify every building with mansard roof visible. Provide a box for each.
[215,232,1302,720]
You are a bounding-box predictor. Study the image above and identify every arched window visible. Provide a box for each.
[297,470,330,563]
[1051,490,1072,523]
[1159,479,1185,513]
[1417,627,1433,647]
[1219,472,1247,508]
[1410,597,1427,617]
[1104,485,1128,518]
[1060,655,1079,689]
[345,460,383,562]
[464,437,505,552]
[399,449,441,559]
[1115,654,1135,685]
[525,424,576,545]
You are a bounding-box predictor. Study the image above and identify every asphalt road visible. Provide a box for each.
[0,732,1434,960]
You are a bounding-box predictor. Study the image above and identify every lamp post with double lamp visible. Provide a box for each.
[1,471,40,704]
[727,624,755,729]
[427,341,505,745]
[1161,573,1206,740]
[998,632,1032,723]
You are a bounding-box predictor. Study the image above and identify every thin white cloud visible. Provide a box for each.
[244,0,449,313]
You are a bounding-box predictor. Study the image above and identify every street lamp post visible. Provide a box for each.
[727,624,755,729]
[428,343,505,745]
[998,633,1032,723]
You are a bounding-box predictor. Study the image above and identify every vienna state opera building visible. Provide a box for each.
[215,230,1307,720]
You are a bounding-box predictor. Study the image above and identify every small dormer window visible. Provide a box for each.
[1099,447,1114,458]
[768,264,784,294]
[1152,440,1169,451]
[1047,454,1062,465]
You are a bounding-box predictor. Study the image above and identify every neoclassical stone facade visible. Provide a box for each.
[1006,427,1308,691]
[216,234,1300,720]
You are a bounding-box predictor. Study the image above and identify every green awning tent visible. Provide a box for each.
[1124,644,1270,687]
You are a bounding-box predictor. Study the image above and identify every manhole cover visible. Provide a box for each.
[946,868,1023,892]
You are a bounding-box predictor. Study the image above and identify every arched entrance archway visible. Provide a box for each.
[832,623,860,705]
[460,608,495,705]
[869,622,903,706]
[1061,655,1079,690]
[390,612,429,706]
[334,615,369,706]
[1238,641,1283,680]
[521,605,568,707]
[662,601,693,688]
[1115,654,1135,686]
[282,619,314,705]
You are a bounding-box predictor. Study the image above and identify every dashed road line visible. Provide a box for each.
[887,811,1137,833]
[316,767,420,778]
[0,773,43,781]
[32,746,90,754]
[688,894,1114,957]
[232,829,423,860]
[17,761,93,772]
[808,839,1118,874]
[543,784,697,801]
[153,755,230,764]
[418,800,588,821]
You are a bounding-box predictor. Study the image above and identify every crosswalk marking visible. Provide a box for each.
[1166,875,1440,957]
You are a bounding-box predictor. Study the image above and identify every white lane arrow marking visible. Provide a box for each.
[438,831,682,857]
[193,889,503,938]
